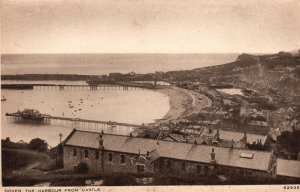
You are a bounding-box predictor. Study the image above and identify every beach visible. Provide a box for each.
[155,86,212,124]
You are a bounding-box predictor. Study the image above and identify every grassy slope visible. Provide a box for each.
[2,148,51,174]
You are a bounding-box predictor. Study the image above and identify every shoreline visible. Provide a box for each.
[154,86,212,125]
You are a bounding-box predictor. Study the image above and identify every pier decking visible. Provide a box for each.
[1,82,155,90]
[5,112,143,133]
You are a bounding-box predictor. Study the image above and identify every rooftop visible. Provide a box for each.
[277,159,300,178]
[64,129,273,171]
[218,130,268,144]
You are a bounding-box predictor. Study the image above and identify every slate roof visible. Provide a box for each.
[219,130,268,145]
[64,129,273,171]
[277,159,300,178]
[248,120,269,127]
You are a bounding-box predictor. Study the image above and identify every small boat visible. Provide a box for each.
[68,101,72,103]
[69,105,74,108]
[78,109,82,111]
[1,96,7,101]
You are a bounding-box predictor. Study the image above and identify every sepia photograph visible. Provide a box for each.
[1,0,300,191]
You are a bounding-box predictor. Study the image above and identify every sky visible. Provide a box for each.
[1,0,300,54]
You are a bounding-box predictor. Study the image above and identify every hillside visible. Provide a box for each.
[165,51,300,103]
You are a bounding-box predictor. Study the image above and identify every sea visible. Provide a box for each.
[1,53,238,146]
[1,53,238,75]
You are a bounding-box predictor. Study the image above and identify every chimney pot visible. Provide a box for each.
[99,133,104,149]
[210,148,216,164]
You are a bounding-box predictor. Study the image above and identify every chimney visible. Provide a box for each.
[231,139,234,148]
[146,151,150,159]
[242,132,247,145]
[99,133,104,150]
[216,128,220,140]
[210,148,216,164]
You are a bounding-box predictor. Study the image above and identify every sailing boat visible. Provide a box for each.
[1,96,6,101]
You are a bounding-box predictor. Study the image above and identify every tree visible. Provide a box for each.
[28,138,48,152]
[277,130,300,159]
[1,137,11,148]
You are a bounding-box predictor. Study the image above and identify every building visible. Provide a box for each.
[63,129,276,179]
[217,118,270,135]
[218,130,270,149]
[165,127,270,149]
[242,120,270,135]
[276,159,300,182]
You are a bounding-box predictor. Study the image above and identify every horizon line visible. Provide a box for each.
[1,52,274,55]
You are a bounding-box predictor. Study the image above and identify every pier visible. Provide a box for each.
[5,112,143,134]
[1,82,155,90]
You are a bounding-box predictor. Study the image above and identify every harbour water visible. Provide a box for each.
[1,54,238,147]
[1,87,169,147]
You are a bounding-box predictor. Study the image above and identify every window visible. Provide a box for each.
[137,164,145,173]
[95,151,99,160]
[181,162,186,171]
[120,154,125,163]
[73,148,77,156]
[161,159,164,167]
[240,153,254,159]
[165,159,171,168]
[108,153,113,161]
[204,166,208,174]
[197,165,201,174]
[223,168,228,173]
[246,170,252,176]
[84,150,89,158]
[242,170,246,176]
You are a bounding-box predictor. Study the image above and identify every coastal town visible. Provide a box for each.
[1,50,300,186]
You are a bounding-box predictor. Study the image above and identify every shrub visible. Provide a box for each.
[74,162,89,174]
[28,138,48,152]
